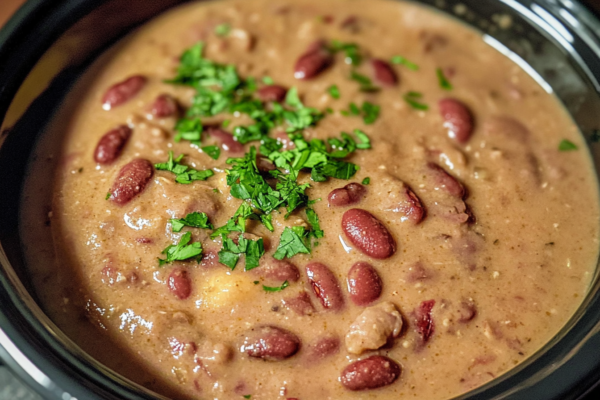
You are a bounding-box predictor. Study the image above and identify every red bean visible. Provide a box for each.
[282,291,315,316]
[94,125,132,164]
[328,183,366,207]
[306,262,344,311]
[257,85,287,102]
[168,268,192,300]
[150,94,179,118]
[458,299,477,323]
[347,262,382,306]
[340,356,401,391]
[341,209,396,259]
[414,300,435,344]
[241,326,300,360]
[102,75,147,110]
[426,163,465,198]
[206,127,244,153]
[439,98,474,144]
[294,41,333,80]
[109,159,153,205]
[371,59,398,86]
[398,186,425,225]
[252,258,300,283]
[305,335,340,362]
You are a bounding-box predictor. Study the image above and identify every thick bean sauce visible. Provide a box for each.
[20,0,599,399]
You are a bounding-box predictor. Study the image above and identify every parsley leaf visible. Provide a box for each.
[436,68,453,91]
[105,192,111,200]
[350,71,378,92]
[262,76,274,85]
[362,177,371,185]
[215,23,231,37]
[170,212,213,233]
[391,55,419,70]
[273,226,311,260]
[218,234,265,270]
[263,280,290,292]
[158,231,203,266]
[155,151,214,184]
[306,208,324,239]
[328,84,340,99]
[403,92,429,111]
[174,118,203,143]
[361,102,380,124]
[329,41,362,65]
[559,139,578,151]
[202,145,221,160]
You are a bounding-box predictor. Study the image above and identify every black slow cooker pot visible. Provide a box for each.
[1,0,600,399]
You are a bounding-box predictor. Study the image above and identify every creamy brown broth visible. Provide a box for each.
[20,0,600,399]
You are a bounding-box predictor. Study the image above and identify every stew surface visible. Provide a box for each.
[20,0,600,399]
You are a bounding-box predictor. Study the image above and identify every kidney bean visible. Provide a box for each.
[168,268,192,300]
[398,186,425,224]
[109,159,153,205]
[371,59,398,86]
[426,163,465,199]
[306,262,344,311]
[241,326,300,360]
[458,299,477,323]
[252,257,300,283]
[256,156,277,172]
[282,291,315,316]
[102,75,147,110]
[150,94,179,118]
[294,41,333,80]
[439,98,474,144]
[257,85,287,102]
[206,127,244,153]
[340,356,401,391]
[413,300,435,344]
[347,262,382,306]
[94,125,132,164]
[328,183,366,207]
[341,209,396,259]
[305,335,340,362]
[405,262,433,283]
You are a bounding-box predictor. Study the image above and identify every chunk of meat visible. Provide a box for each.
[345,302,403,354]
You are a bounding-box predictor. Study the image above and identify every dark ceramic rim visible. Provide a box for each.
[0,1,600,399]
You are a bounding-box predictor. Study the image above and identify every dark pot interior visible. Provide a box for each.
[1,0,600,399]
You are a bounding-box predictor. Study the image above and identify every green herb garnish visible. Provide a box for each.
[201,145,221,160]
[263,280,290,292]
[215,23,231,37]
[158,231,203,266]
[105,192,111,200]
[155,151,214,184]
[262,76,274,85]
[436,68,453,90]
[559,139,578,151]
[391,55,419,71]
[273,226,311,260]
[170,212,213,233]
[362,177,371,185]
[403,92,429,111]
[330,41,362,65]
[218,234,265,270]
[328,84,340,99]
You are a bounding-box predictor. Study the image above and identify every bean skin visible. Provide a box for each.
[439,98,474,144]
[168,268,192,300]
[371,59,398,86]
[305,335,340,362]
[294,41,333,80]
[257,85,288,102]
[241,326,300,360]
[102,75,147,110]
[426,163,465,198]
[306,262,345,311]
[206,127,244,153]
[347,262,382,306]
[109,159,153,205]
[150,94,179,118]
[341,356,401,391]
[342,209,396,259]
[94,125,132,164]
[328,183,366,207]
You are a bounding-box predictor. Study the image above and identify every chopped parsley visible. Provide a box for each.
[262,76,274,85]
[158,232,203,266]
[341,101,380,124]
[559,139,578,151]
[350,71,378,92]
[170,212,213,233]
[155,151,214,184]
[391,55,419,71]
[105,192,111,200]
[263,280,290,292]
[329,40,362,65]
[403,91,429,111]
[273,226,311,260]
[201,145,221,160]
[328,84,341,99]
[218,234,265,270]
[436,68,453,91]
[214,23,231,37]
[243,396,251,400]
[174,118,202,143]
[362,177,371,185]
